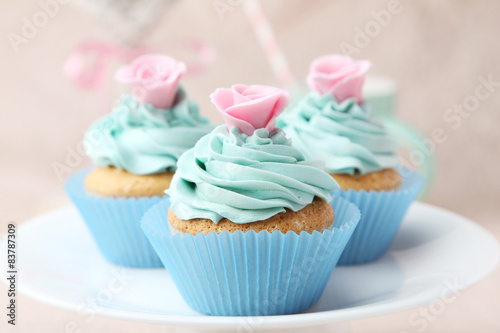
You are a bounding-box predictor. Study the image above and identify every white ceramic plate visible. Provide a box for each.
[1,202,498,332]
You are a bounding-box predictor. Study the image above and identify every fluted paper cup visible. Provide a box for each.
[141,196,360,316]
[65,168,167,268]
[337,167,424,265]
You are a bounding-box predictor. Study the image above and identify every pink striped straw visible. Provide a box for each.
[243,0,296,87]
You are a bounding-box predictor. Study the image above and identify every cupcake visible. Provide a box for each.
[65,54,214,267]
[141,84,361,316]
[278,55,424,264]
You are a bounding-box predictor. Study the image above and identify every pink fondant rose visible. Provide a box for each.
[307,55,371,104]
[115,54,186,109]
[210,84,291,136]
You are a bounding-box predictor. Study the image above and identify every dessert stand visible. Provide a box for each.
[1,202,498,333]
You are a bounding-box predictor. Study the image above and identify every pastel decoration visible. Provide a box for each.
[115,54,186,109]
[210,84,291,136]
[307,54,371,104]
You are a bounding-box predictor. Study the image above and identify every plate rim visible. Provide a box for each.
[2,202,499,329]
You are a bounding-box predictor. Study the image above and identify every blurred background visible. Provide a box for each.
[1,0,499,332]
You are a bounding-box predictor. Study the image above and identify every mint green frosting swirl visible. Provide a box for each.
[277,92,399,175]
[167,125,339,223]
[84,89,214,175]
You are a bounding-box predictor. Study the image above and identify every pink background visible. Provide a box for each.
[1,0,499,332]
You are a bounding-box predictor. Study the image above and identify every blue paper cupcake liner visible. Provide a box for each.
[141,196,360,316]
[65,168,167,268]
[336,167,425,265]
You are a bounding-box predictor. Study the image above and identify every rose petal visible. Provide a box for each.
[225,93,282,129]
[211,88,236,112]
[306,54,371,104]
[333,60,371,104]
[219,111,257,136]
[115,54,186,109]
[210,84,291,136]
